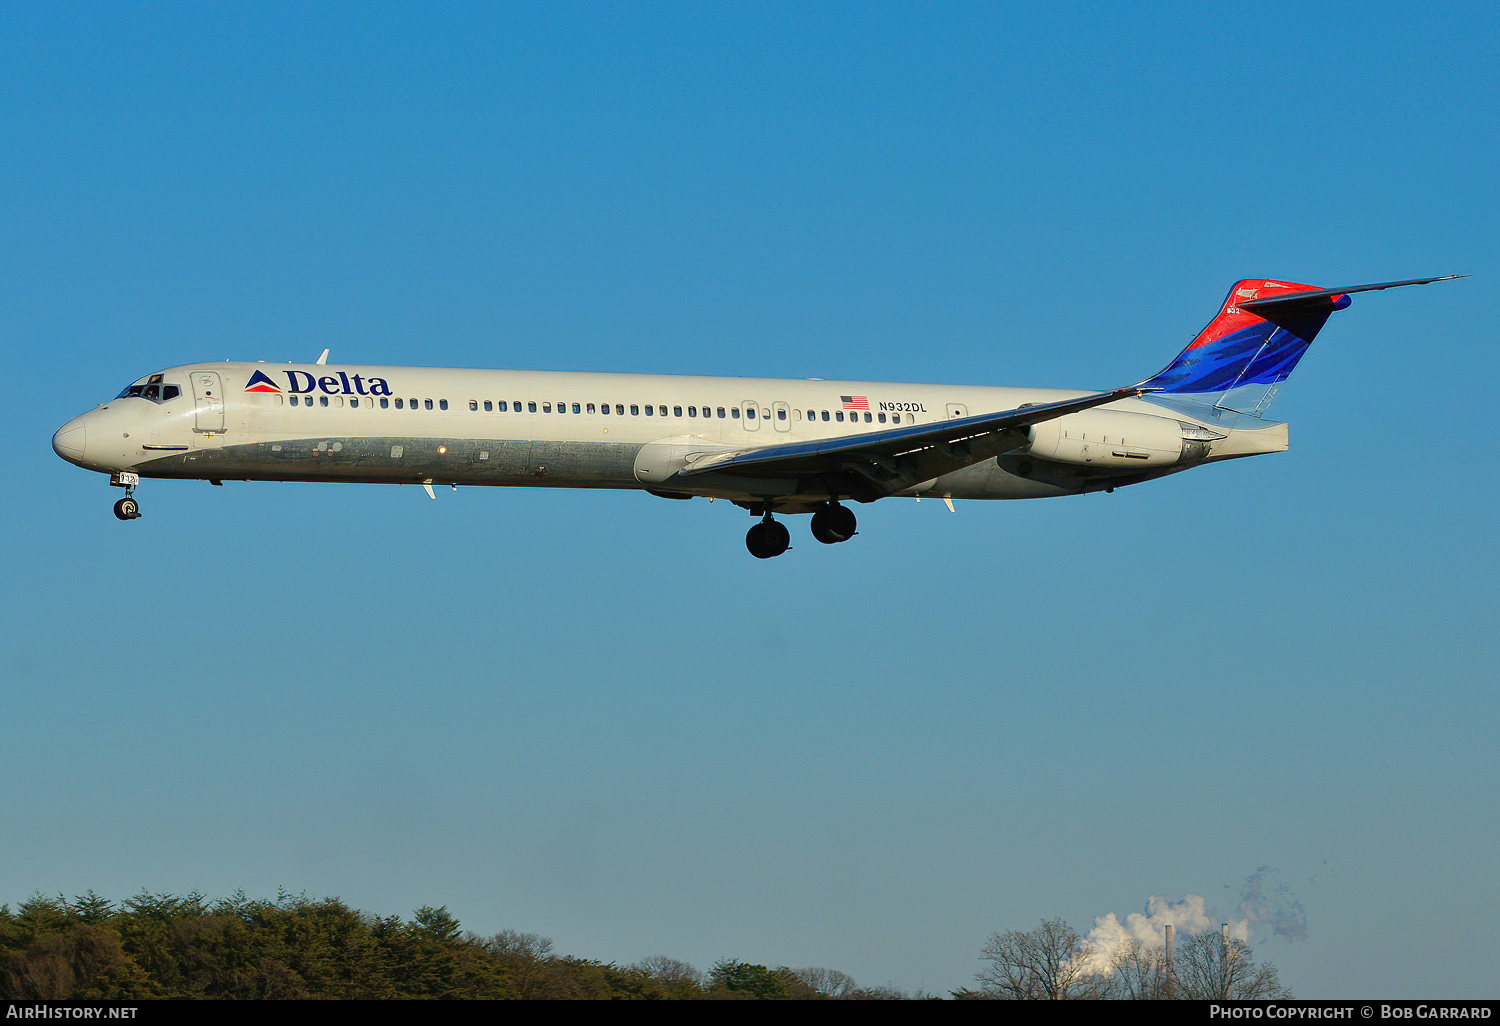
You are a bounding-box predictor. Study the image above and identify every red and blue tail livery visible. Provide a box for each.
[1139,276,1462,396]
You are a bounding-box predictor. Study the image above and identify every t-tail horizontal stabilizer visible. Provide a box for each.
[1138,275,1466,400]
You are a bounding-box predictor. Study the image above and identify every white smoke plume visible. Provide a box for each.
[1081,868,1305,976]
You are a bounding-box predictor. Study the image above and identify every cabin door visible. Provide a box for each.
[192,372,226,432]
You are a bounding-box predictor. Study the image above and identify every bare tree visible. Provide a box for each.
[790,965,859,999]
[1174,929,1291,1000]
[976,917,1107,999]
[633,954,704,996]
[1106,937,1172,1000]
[482,930,553,961]
[480,930,554,999]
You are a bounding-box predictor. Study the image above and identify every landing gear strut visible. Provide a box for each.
[111,472,142,520]
[745,511,791,559]
[810,502,857,544]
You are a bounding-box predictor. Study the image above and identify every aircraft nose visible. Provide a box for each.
[52,419,87,462]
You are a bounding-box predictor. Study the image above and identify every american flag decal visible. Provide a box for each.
[841,395,869,410]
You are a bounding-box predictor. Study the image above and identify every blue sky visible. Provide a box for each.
[4,1,1496,998]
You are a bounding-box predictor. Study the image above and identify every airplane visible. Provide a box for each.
[53,275,1460,557]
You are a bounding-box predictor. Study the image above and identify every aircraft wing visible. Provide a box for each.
[677,385,1155,500]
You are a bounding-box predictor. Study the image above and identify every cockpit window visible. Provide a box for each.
[116,376,181,404]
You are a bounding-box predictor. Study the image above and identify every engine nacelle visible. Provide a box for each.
[1027,409,1185,468]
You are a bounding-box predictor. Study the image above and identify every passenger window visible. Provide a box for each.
[658,406,666,416]
[542,402,552,413]
[289,395,299,406]
[746,407,756,419]
[528,402,537,413]
[674,406,682,417]
[878,412,886,423]
[572,403,581,414]
[586,403,595,414]
[645,405,654,416]
[821,410,830,421]
[836,411,844,421]
[440,399,448,410]
[380,397,390,408]
[484,400,493,411]
[601,403,611,415]
[409,398,417,409]
[731,408,740,419]
[425,399,434,410]
[688,406,696,417]
[717,407,726,418]
[777,409,787,421]
[321,396,330,407]
[864,412,871,422]
[630,404,639,415]
[351,398,359,408]
[469,400,479,411]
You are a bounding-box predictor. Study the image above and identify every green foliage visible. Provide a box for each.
[707,959,817,1000]
[69,892,115,926]
[0,890,936,1000]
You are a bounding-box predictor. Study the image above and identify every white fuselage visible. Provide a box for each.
[53,361,1290,510]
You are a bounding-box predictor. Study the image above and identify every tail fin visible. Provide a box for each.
[1139,279,1343,402]
[1139,276,1463,413]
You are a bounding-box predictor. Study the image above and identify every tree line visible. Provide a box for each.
[0,891,925,1000]
[2,892,1291,1000]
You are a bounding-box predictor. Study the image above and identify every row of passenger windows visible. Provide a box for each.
[282,394,912,425]
[465,399,905,424]
[287,395,448,409]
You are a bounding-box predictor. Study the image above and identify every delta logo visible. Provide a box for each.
[244,370,281,394]
[244,369,394,397]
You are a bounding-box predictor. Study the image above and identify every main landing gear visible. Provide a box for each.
[111,472,142,520]
[810,502,857,545]
[745,514,791,560]
[744,502,858,558]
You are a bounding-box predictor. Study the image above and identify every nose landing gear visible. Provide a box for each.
[111,472,142,520]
